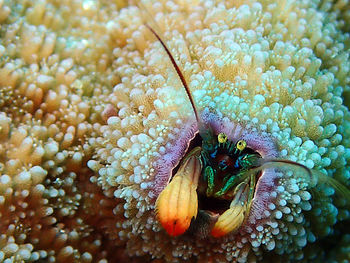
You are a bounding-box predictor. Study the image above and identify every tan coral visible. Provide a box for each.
[0,0,349,262]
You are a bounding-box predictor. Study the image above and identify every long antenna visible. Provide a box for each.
[145,24,199,123]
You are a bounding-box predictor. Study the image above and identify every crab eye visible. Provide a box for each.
[236,140,247,151]
[217,133,228,143]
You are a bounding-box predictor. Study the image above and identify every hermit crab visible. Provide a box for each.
[145,25,350,239]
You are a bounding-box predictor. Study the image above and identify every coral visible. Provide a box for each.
[0,0,349,262]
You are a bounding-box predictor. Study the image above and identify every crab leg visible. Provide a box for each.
[155,147,202,236]
[204,166,216,196]
[214,170,248,197]
[247,173,256,210]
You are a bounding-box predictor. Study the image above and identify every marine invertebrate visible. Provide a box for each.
[0,0,349,262]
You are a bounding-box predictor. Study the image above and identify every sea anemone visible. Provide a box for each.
[0,0,350,262]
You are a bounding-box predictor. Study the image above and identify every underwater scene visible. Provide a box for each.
[0,0,349,262]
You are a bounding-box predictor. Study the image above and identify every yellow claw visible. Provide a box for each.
[155,147,202,236]
[211,182,250,238]
[211,203,246,238]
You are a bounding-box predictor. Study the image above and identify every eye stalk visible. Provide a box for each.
[217,133,228,144]
[236,140,247,152]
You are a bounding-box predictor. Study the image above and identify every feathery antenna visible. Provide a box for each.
[145,24,199,123]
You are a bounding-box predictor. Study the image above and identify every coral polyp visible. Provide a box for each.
[0,0,350,262]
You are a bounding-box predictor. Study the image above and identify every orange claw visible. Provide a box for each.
[210,203,246,238]
[155,147,202,236]
[211,182,249,238]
